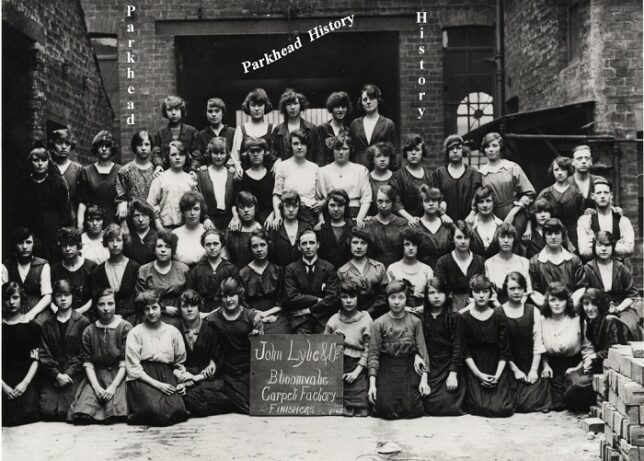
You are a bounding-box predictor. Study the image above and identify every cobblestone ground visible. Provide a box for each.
[3,411,598,461]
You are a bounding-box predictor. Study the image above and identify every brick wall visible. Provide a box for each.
[504,0,643,285]
[80,0,495,168]
[4,0,114,163]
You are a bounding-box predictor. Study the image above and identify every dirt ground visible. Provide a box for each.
[2,411,598,461]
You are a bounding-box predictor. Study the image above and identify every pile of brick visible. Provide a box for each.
[590,342,644,461]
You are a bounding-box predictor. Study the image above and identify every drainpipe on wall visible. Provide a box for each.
[495,0,505,120]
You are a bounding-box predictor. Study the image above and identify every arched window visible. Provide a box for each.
[456,91,494,134]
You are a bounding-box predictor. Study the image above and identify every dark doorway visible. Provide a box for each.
[176,31,399,129]
[3,24,35,251]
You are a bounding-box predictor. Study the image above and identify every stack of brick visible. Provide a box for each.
[595,342,644,460]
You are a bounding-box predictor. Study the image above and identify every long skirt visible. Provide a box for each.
[222,370,251,414]
[619,299,643,341]
[40,376,81,421]
[342,356,369,415]
[127,361,188,426]
[68,367,128,423]
[464,363,514,417]
[3,382,40,426]
[512,375,552,413]
[424,353,465,416]
[546,354,592,411]
[183,377,231,417]
[373,355,424,420]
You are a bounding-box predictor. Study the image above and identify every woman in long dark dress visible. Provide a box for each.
[434,221,486,311]
[365,185,408,268]
[317,189,353,269]
[124,199,158,266]
[225,191,262,270]
[125,290,189,426]
[68,289,132,424]
[499,272,552,413]
[367,280,430,419]
[239,229,289,334]
[208,277,264,414]
[417,277,465,416]
[196,137,236,231]
[2,282,41,426]
[416,185,453,268]
[349,83,398,168]
[540,282,595,411]
[39,279,92,421]
[583,231,642,341]
[14,147,72,262]
[178,290,231,417]
[267,190,313,268]
[461,275,514,417]
[434,135,482,222]
[77,130,121,229]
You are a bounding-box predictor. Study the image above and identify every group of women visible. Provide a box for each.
[3,84,641,426]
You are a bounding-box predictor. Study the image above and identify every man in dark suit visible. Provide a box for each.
[283,230,339,334]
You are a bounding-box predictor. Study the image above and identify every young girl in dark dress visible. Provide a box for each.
[2,282,41,426]
[68,289,133,424]
[583,231,642,340]
[325,281,373,416]
[125,290,189,426]
[233,137,275,226]
[522,198,553,259]
[231,88,274,173]
[91,224,139,325]
[539,282,594,411]
[349,83,398,168]
[267,190,313,268]
[178,290,230,417]
[14,147,72,262]
[367,280,431,420]
[366,142,397,217]
[365,185,408,268]
[469,185,502,258]
[317,189,353,269]
[5,227,53,322]
[391,134,436,224]
[499,272,552,413]
[124,199,158,265]
[77,130,121,229]
[208,277,264,414]
[186,229,239,314]
[536,156,585,249]
[239,228,289,334]
[51,227,96,318]
[418,277,466,416]
[271,88,322,165]
[581,288,632,374]
[39,279,92,421]
[417,185,453,268]
[461,275,514,417]
[318,91,352,166]
[434,135,482,222]
[225,191,262,270]
[434,220,486,311]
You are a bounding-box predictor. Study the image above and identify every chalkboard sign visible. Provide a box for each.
[250,334,344,416]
